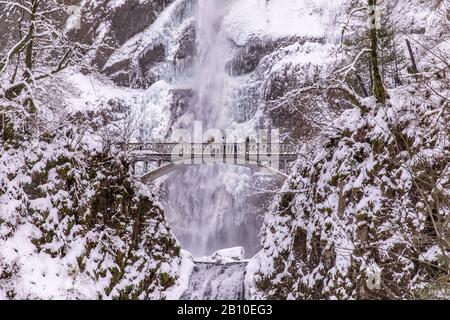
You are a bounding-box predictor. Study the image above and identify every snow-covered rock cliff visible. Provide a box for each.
[1,0,448,300]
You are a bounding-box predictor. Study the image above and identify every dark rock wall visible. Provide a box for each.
[71,0,175,69]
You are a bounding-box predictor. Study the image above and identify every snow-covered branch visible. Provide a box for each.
[0,0,88,104]
[335,48,371,77]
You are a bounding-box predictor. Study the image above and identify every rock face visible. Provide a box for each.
[173,20,197,67]
[70,0,175,70]
[226,36,324,78]
[135,43,167,88]
[166,88,193,133]
[99,0,196,88]
[64,0,337,133]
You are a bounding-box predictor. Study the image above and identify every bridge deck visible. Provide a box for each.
[121,142,296,154]
[120,142,297,172]
[118,142,297,181]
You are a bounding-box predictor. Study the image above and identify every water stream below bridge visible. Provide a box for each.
[181,262,247,300]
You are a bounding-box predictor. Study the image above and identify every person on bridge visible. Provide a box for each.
[245,137,250,161]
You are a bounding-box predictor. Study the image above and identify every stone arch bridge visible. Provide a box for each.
[119,142,298,183]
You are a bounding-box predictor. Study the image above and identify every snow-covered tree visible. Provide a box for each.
[0,0,85,110]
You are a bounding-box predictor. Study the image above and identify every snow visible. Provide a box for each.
[104,0,194,70]
[2,0,449,301]
[244,250,266,299]
[165,250,196,300]
[223,172,251,197]
[0,67,181,299]
[139,80,174,141]
[64,71,143,113]
[0,222,99,299]
[57,69,173,147]
[212,247,246,263]
[65,5,82,32]
[419,246,442,263]
[195,247,246,264]
[223,0,347,46]
[107,0,127,10]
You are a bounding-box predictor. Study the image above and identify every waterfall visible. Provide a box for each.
[181,262,247,300]
[164,0,262,258]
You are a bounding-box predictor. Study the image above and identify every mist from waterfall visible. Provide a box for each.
[164,0,262,258]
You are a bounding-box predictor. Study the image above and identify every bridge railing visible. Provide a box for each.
[119,142,297,156]
[119,142,298,177]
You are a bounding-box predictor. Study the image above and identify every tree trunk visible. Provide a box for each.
[392,37,403,86]
[23,0,39,83]
[405,39,419,74]
[368,0,388,104]
[356,72,369,97]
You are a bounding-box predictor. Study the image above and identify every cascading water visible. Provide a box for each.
[164,0,262,258]
[180,262,247,300]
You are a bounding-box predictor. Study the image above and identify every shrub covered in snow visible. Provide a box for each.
[0,86,182,299]
[253,82,449,299]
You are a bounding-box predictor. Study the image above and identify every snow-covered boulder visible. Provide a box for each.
[211,247,246,263]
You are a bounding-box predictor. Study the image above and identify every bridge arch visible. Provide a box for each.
[139,161,289,183]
